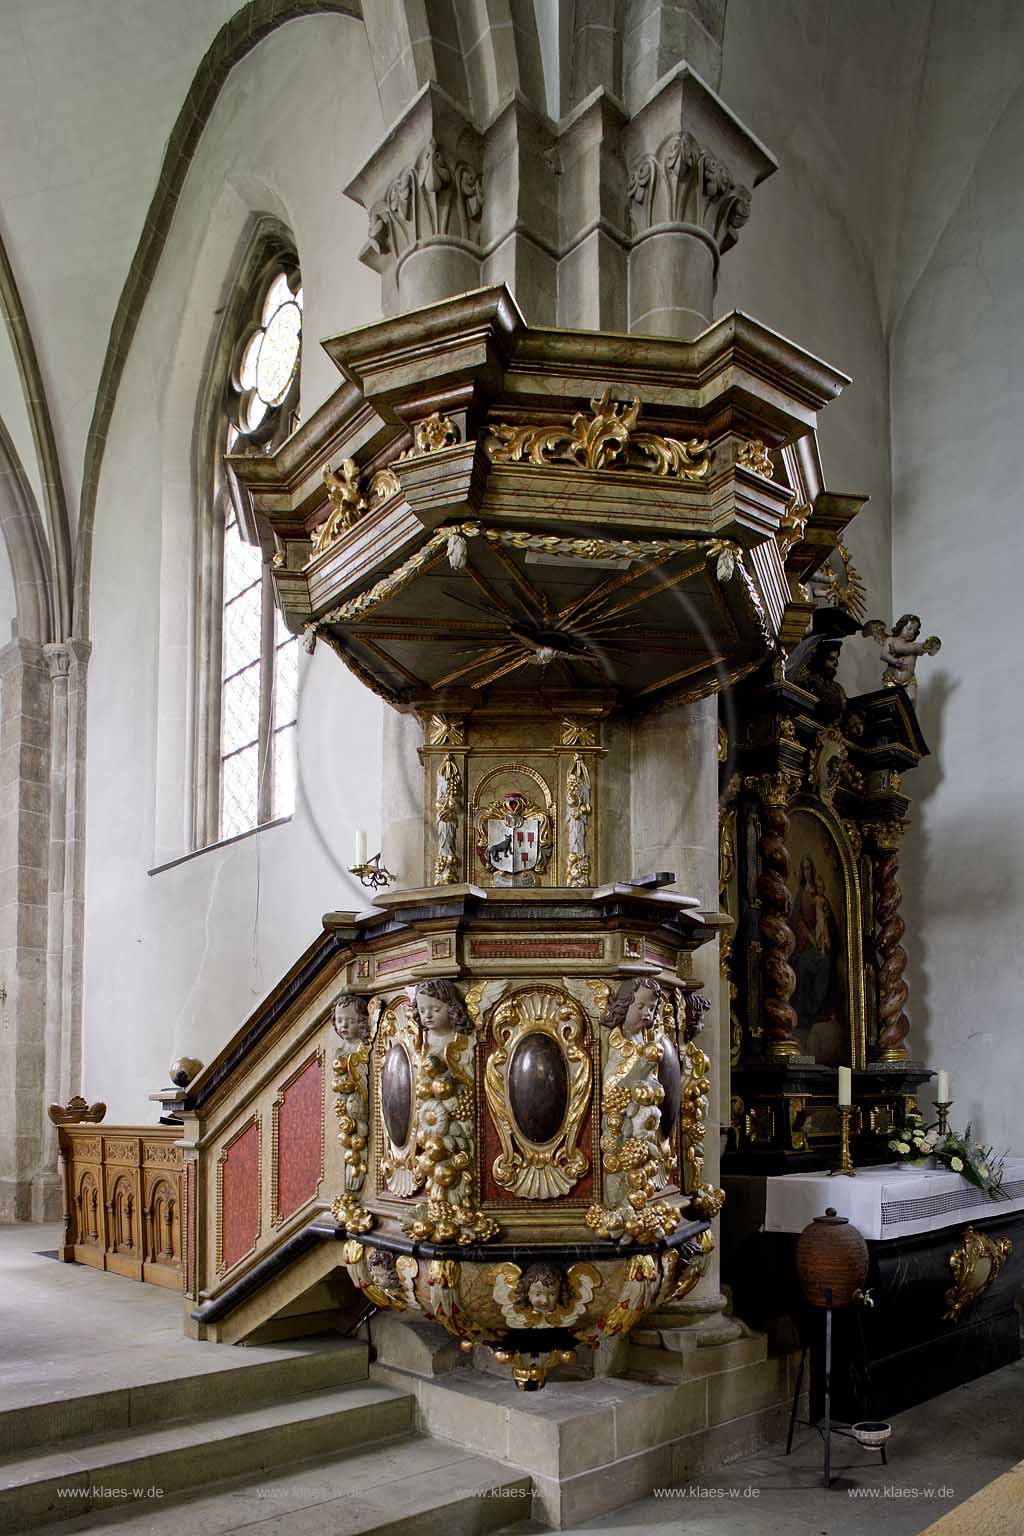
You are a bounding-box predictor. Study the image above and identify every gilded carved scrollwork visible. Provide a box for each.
[486,390,710,480]
[312,460,368,554]
[944,1228,1013,1324]
[484,986,592,1200]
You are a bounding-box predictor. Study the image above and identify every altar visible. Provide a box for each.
[765,1160,1024,1241]
[723,1163,1024,1422]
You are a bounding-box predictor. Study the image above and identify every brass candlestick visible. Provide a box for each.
[936,1100,953,1137]
[831,1105,856,1177]
[347,851,396,891]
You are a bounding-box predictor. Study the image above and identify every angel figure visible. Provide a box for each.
[408,980,477,1220]
[491,1260,600,1329]
[332,993,370,1193]
[862,613,941,705]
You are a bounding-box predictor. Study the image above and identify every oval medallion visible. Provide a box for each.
[658,1037,682,1139]
[381,1043,412,1149]
[509,1032,569,1145]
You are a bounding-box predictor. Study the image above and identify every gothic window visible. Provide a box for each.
[193,232,302,849]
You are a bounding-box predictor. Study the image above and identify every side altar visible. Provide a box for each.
[725,1163,1024,1421]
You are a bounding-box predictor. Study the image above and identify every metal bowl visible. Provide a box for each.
[852,1420,892,1448]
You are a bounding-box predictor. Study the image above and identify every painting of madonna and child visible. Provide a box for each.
[786,811,853,1067]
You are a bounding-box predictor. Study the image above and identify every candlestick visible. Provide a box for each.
[354,828,367,866]
[937,1070,950,1103]
[936,1100,952,1137]
[831,1105,856,1177]
[837,1066,852,1107]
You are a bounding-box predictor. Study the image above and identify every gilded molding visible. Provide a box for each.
[486,390,710,480]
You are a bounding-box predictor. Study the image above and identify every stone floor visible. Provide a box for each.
[572,1357,1024,1536]
[0,1223,334,1412]
[3,1223,1023,1535]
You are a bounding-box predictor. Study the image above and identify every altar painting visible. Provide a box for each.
[786,810,852,1068]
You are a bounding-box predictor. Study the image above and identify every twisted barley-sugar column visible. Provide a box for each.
[750,772,803,1059]
[873,821,911,1061]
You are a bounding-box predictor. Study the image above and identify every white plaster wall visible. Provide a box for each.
[0,507,18,645]
[0,0,240,522]
[82,15,387,1118]
[891,80,1024,1154]
[719,0,917,689]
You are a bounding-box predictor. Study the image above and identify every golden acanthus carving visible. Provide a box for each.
[400,412,460,457]
[312,460,367,553]
[486,389,710,480]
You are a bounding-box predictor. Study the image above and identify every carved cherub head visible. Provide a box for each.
[515,1262,567,1318]
[412,979,468,1045]
[604,977,662,1038]
[332,993,370,1043]
[366,1247,400,1292]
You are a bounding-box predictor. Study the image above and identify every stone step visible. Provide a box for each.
[0,1379,414,1532]
[0,1333,369,1454]
[27,1433,534,1536]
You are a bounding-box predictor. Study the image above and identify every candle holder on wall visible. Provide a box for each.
[348,851,395,891]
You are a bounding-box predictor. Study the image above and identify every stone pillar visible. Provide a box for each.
[622,73,771,1339]
[0,640,52,1220]
[622,66,775,338]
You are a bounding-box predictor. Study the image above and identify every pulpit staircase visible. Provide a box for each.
[0,1331,533,1534]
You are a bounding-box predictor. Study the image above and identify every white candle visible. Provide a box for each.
[354,828,367,866]
[937,1070,950,1103]
[837,1066,852,1107]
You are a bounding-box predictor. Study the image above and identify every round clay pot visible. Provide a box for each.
[794,1206,869,1308]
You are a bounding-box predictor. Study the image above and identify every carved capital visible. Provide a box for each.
[627,129,753,253]
[745,770,802,808]
[345,86,483,301]
[871,819,908,852]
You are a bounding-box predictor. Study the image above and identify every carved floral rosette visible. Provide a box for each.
[484,986,593,1200]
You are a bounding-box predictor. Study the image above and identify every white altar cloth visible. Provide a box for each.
[764,1159,1024,1241]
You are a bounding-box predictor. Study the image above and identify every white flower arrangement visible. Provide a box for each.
[889,1110,1006,1199]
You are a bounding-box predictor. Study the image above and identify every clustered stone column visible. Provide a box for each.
[872,821,912,1062]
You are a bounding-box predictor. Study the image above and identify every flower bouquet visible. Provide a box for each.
[889,1112,1007,1199]
[935,1124,1006,1200]
[888,1109,939,1165]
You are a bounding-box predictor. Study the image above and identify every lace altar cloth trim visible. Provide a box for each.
[764,1160,1024,1241]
